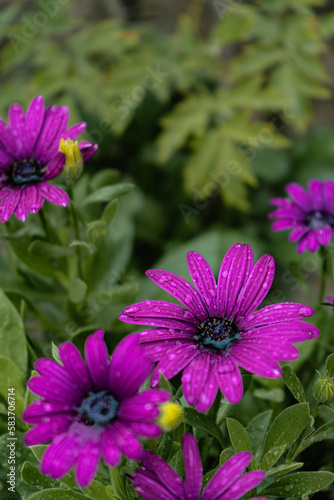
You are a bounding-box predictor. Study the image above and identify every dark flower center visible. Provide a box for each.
[78,390,118,426]
[10,159,43,185]
[194,317,240,350]
[305,211,334,230]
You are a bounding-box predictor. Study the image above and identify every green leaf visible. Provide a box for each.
[51,342,61,364]
[27,490,89,499]
[266,461,303,477]
[157,428,176,462]
[260,444,286,470]
[325,353,334,377]
[247,410,273,457]
[253,388,285,403]
[69,240,96,253]
[262,403,309,457]
[21,462,64,489]
[226,418,251,452]
[68,278,87,304]
[283,365,306,402]
[83,183,134,205]
[82,479,113,500]
[0,289,27,376]
[102,199,119,225]
[28,240,73,258]
[262,471,334,497]
[90,169,120,190]
[0,357,24,416]
[298,420,334,453]
[183,407,224,446]
[219,447,235,465]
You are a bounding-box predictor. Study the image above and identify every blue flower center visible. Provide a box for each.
[78,391,118,426]
[10,159,43,185]
[194,317,240,350]
[305,211,334,230]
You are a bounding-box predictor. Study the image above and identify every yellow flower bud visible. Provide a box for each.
[313,372,334,402]
[157,402,184,432]
[59,138,83,183]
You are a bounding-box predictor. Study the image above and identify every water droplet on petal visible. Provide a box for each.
[153,307,161,313]
[185,294,193,304]
[298,306,310,316]
[209,288,217,298]
[182,373,191,383]
[222,270,228,278]
[262,282,269,289]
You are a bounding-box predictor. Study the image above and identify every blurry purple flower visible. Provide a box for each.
[0,95,98,222]
[322,296,334,310]
[23,331,170,487]
[119,244,319,411]
[269,180,334,253]
[133,433,267,500]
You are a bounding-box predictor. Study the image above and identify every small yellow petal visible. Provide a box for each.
[59,138,83,182]
[157,402,184,431]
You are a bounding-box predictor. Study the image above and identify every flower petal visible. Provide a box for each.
[229,344,282,378]
[219,470,265,500]
[112,420,143,461]
[75,440,100,487]
[309,179,324,211]
[101,427,122,467]
[239,302,315,330]
[38,182,69,207]
[151,344,199,388]
[24,415,73,445]
[241,320,319,343]
[34,105,68,163]
[58,340,93,393]
[215,356,243,404]
[62,122,86,140]
[9,103,26,158]
[85,329,109,390]
[133,469,178,500]
[286,182,312,212]
[25,95,45,157]
[141,338,192,362]
[195,360,218,413]
[323,180,334,214]
[129,421,162,438]
[117,389,170,421]
[182,351,210,406]
[43,151,65,180]
[316,226,332,246]
[183,434,203,500]
[23,400,75,424]
[141,450,184,498]
[79,141,98,162]
[187,251,217,316]
[239,337,299,361]
[0,189,21,222]
[40,432,79,479]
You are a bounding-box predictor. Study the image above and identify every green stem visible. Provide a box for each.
[311,401,321,420]
[109,467,126,500]
[68,185,84,281]
[319,247,331,304]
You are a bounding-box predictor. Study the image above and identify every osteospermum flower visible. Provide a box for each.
[23,331,170,487]
[269,179,334,253]
[119,243,319,411]
[0,95,98,222]
[132,433,268,500]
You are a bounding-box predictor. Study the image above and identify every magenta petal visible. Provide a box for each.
[268,206,305,220]
[75,440,100,487]
[201,451,252,500]
[219,470,265,500]
[146,269,208,321]
[141,338,192,362]
[151,344,199,387]
[272,218,298,231]
[217,243,253,319]
[240,337,299,361]
[323,180,334,214]
[129,421,162,438]
[40,432,79,479]
[239,302,315,329]
[101,427,122,467]
[34,105,68,162]
[23,400,74,424]
[117,389,170,421]
[195,360,218,413]
[0,189,21,223]
[38,182,69,207]
[0,149,13,168]
[187,251,217,316]
[183,434,203,500]
[25,95,45,156]
[140,328,194,342]
[120,300,199,331]
[242,320,319,342]
[215,356,243,404]
[26,184,44,214]
[307,231,320,252]
[109,333,153,399]
[14,187,30,221]
[133,469,178,500]
[0,118,17,157]
[79,141,98,162]
[289,226,309,242]
[182,352,210,406]
[28,376,81,405]
[297,234,310,253]
[43,151,65,180]
[286,182,312,212]
[309,179,324,211]
[62,122,86,140]
[316,226,332,246]
[85,330,109,390]
[9,103,26,157]
[229,344,282,378]
[58,341,93,393]
[112,420,143,461]
[34,358,83,394]
[142,450,184,498]
[24,415,72,445]
[235,254,275,321]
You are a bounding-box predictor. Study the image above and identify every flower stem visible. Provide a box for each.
[319,247,331,303]
[67,184,84,281]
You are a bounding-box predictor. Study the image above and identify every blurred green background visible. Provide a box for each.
[1,0,334,327]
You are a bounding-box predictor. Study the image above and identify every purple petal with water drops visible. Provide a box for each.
[307,230,320,252]
[219,470,265,500]
[34,105,68,163]
[40,432,79,479]
[0,118,17,158]
[215,356,243,404]
[140,328,194,342]
[85,329,109,390]
[239,302,315,330]
[23,400,75,424]
[309,179,324,211]
[28,375,82,405]
[117,389,170,421]
[151,344,199,388]
[316,226,332,246]
[62,122,86,140]
[217,243,253,319]
[9,103,26,158]
[286,183,312,212]
[182,351,210,406]
[141,338,192,362]
[38,182,69,207]
[75,440,100,488]
[101,427,122,467]
[24,415,73,445]
[183,433,203,500]
[25,95,45,156]
[34,358,83,394]
[0,149,13,169]
[129,421,162,438]
[195,359,218,412]
[58,340,93,393]
[187,251,217,316]
[79,141,98,162]
[242,320,319,343]
[323,180,334,214]
[112,420,143,461]
[120,301,199,331]
[201,451,252,500]
[133,469,179,500]
[239,337,299,361]
[43,151,65,180]
[235,254,275,321]
[229,344,282,378]
[146,269,208,321]
[14,188,30,221]
[141,450,185,499]
[0,189,21,222]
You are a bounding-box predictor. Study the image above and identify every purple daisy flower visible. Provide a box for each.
[23,331,170,487]
[132,433,268,500]
[119,243,319,411]
[0,95,98,222]
[269,179,334,253]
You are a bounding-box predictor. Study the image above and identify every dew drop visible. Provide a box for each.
[168,353,176,360]
[209,288,217,298]
[185,294,193,304]
[298,306,310,316]
[222,270,228,278]
[262,282,269,289]
[153,307,161,313]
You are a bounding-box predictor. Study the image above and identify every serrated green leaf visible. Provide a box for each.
[283,365,306,402]
[183,407,224,446]
[260,444,286,470]
[0,289,27,376]
[83,183,134,205]
[68,278,87,304]
[262,471,334,497]
[226,418,251,452]
[262,403,309,457]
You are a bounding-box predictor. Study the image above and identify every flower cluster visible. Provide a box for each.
[120,243,319,411]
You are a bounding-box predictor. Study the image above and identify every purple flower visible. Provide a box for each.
[132,433,268,500]
[23,331,170,487]
[322,296,334,310]
[119,243,319,411]
[0,95,98,222]
[269,180,334,253]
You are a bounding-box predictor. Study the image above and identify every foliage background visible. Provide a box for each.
[1,0,334,498]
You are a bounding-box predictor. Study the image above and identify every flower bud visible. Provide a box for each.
[313,372,334,402]
[59,138,83,183]
[157,401,184,432]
